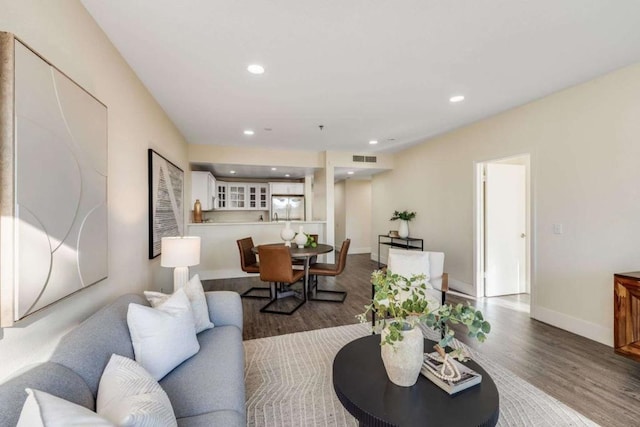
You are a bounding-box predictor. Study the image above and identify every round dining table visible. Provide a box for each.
[252,243,333,298]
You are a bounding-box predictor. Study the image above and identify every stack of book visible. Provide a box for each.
[420,352,482,395]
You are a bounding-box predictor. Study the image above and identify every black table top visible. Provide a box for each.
[333,335,499,427]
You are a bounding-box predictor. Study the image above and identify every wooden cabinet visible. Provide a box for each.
[614,272,640,361]
[191,171,216,210]
[216,183,227,209]
[270,182,304,195]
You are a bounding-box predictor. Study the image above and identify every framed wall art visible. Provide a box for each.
[148,149,184,259]
[0,32,108,327]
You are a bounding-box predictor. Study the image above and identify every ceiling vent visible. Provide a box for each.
[353,155,377,163]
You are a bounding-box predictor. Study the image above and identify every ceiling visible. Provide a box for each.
[81,1,640,154]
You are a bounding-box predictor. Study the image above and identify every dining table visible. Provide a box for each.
[252,243,334,299]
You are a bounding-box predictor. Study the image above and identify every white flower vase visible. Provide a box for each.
[380,325,424,387]
[398,220,409,238]
[294,226,307,248]
[281,222,295,247]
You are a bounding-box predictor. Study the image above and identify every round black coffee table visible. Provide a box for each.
[333,335,499,427]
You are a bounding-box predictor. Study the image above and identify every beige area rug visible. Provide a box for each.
[244,323,599,427]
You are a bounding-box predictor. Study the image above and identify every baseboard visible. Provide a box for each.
[349,247,371,255]
[532,305,612,347]
[448,278,474,296]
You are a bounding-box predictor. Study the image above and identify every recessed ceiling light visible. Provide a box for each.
[285,174,290,177]
[247,64,265,74]
[449,95,465,103]
[271,167,277,171]
[243,130,255,135]
[369,140,378,145]
[347,171,354,175]
[230,170,236,174]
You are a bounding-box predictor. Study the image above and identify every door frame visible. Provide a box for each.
[473,154,533,303]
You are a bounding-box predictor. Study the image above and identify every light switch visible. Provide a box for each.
[553,224,564,234]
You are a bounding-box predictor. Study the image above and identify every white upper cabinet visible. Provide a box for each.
[191,171,216,210]
[269,182,304,195]
[215,181,269,210]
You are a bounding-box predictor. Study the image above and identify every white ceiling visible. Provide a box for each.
[82,0,640,154]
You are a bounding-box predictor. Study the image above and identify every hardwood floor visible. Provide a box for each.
[203,253,640,427]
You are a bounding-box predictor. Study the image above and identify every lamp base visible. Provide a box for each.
[173,266,190,290]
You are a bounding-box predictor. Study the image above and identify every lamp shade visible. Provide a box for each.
[161,236,201,267]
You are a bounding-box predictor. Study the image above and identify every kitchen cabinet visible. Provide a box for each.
[191,171,216,210]
[270,182,304,195]
[248,183,269,209]
[216,182,269,210]
[227,183,247,209]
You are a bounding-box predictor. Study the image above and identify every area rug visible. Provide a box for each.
[244,323,599,426]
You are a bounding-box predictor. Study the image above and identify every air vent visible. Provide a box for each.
[352,155,377,163]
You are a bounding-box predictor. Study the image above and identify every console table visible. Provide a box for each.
[614,272,640,361]
[377,235,423,268]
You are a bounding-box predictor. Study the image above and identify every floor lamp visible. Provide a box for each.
[161,236,201,290]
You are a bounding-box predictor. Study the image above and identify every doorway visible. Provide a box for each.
[475,154,531,309]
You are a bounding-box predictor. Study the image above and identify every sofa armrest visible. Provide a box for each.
[205,291,243,332]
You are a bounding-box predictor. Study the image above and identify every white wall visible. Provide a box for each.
[344,179,372,254]
[372,62,640,346]
[0,0,188,380]
[334,181,346,245]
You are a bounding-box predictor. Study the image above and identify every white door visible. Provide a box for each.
[485,163,526,296]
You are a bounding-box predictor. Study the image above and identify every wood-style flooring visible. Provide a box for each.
[203,253,640,427]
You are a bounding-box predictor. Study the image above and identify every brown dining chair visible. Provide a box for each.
[258,245,306,315]
[307,239,350,302]
[236,237,270,299]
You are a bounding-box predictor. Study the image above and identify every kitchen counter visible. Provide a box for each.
[187,221,329,280]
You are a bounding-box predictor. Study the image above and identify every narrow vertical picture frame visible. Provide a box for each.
[148,149,184,259]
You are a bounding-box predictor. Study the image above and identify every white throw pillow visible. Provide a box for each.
[97,354,177,427]
[127,288,200,380]
[17,388,114,427]
[144,274,214,333]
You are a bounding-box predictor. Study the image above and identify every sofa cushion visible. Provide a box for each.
[160,325,245,421]
[50,294,149,397]
[176,410,245,427]
[97,354,176,427]
[145,274,214,333]
[128,289,200,380]
[17,388,113,427]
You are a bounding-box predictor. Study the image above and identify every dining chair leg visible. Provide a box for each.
[308,276,347,303]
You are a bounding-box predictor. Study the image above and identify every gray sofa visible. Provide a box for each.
[0,291,246,427]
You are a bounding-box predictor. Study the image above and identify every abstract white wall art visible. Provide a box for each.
[0,33,108,327]
[148,149,184,259]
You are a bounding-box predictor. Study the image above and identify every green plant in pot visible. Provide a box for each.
[357,269,490,387]
[390,210,416,238]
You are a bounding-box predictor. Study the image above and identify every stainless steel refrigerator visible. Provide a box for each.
[271,196,305,221]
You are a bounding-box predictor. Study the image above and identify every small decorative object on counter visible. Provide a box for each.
[294,226,307,248]
[193,199,203,223]
[281,221,295,247]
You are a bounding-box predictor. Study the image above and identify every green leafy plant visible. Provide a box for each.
[306,234,317,248]
[390,210,416,221]
[357,270,490,361]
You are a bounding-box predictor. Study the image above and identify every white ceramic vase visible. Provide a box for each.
[294,226,307,248]
[398,220,409,238]
[281,222,295,247]
[380,324,424,387]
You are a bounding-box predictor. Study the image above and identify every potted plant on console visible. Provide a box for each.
[357,270,490,387]
[390,210,416,238]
